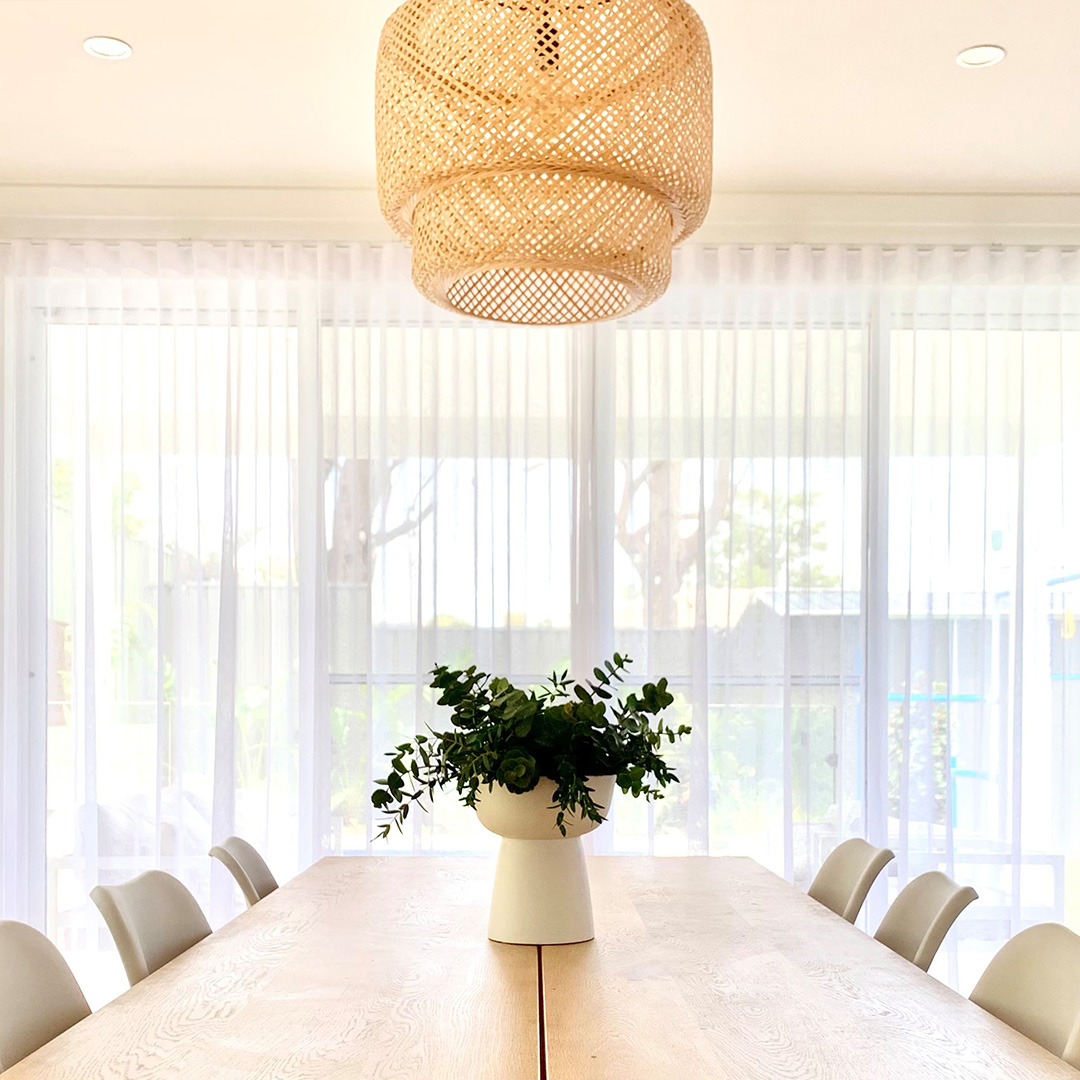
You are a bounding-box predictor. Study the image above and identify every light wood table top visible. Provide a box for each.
[9,856,1076,1079]
[5,857,538,1080]
[545,856,1079,1080]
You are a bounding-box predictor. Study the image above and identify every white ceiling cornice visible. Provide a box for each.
[5,186,1080,246]
[0,185,397,243]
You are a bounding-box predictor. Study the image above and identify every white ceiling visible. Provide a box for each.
[0,0,1078,239]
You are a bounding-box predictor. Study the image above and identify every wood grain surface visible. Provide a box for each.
[543,857,1079,1080]
[5,858,538,1080]
[11,856,1076,1080]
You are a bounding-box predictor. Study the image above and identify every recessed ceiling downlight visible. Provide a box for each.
[83,36,132,60]
[956,44,1006,68]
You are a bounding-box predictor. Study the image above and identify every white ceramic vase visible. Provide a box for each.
[473,774,615,945]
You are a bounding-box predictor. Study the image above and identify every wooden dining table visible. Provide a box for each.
[7,856,1077,1079]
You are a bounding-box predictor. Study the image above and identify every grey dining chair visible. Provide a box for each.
[807,837,895,923]
[91,870,211,987]
[873,870,978,971]
[970,922,1080,1066]
[0,920,91,1071]
[209,835,279,908]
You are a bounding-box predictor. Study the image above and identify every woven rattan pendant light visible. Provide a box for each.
[375,0,712,325]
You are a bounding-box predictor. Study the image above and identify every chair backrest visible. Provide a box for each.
[90,870,212,987]
[0,920,91,1071]
[209,836,278,908]
[807,838,895,923]
[970,923,1080,1062]
[873,870,978,971]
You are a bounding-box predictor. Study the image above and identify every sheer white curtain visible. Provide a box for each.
[0,240,576,1003]
[1,239,1079,1003]
[606,244,1080,989]
[320,264,575,857]
[1,241,317,1001]
[600,247,869,880]
[878,246,1080,987]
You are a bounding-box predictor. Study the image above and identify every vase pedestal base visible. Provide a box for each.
[487,836,595,945]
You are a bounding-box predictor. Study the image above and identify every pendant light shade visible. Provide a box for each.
[375,0,712,325]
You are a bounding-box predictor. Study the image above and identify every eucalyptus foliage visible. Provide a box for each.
[371,655,690,839]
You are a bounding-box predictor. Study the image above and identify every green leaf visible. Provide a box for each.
[495,748,539,792]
